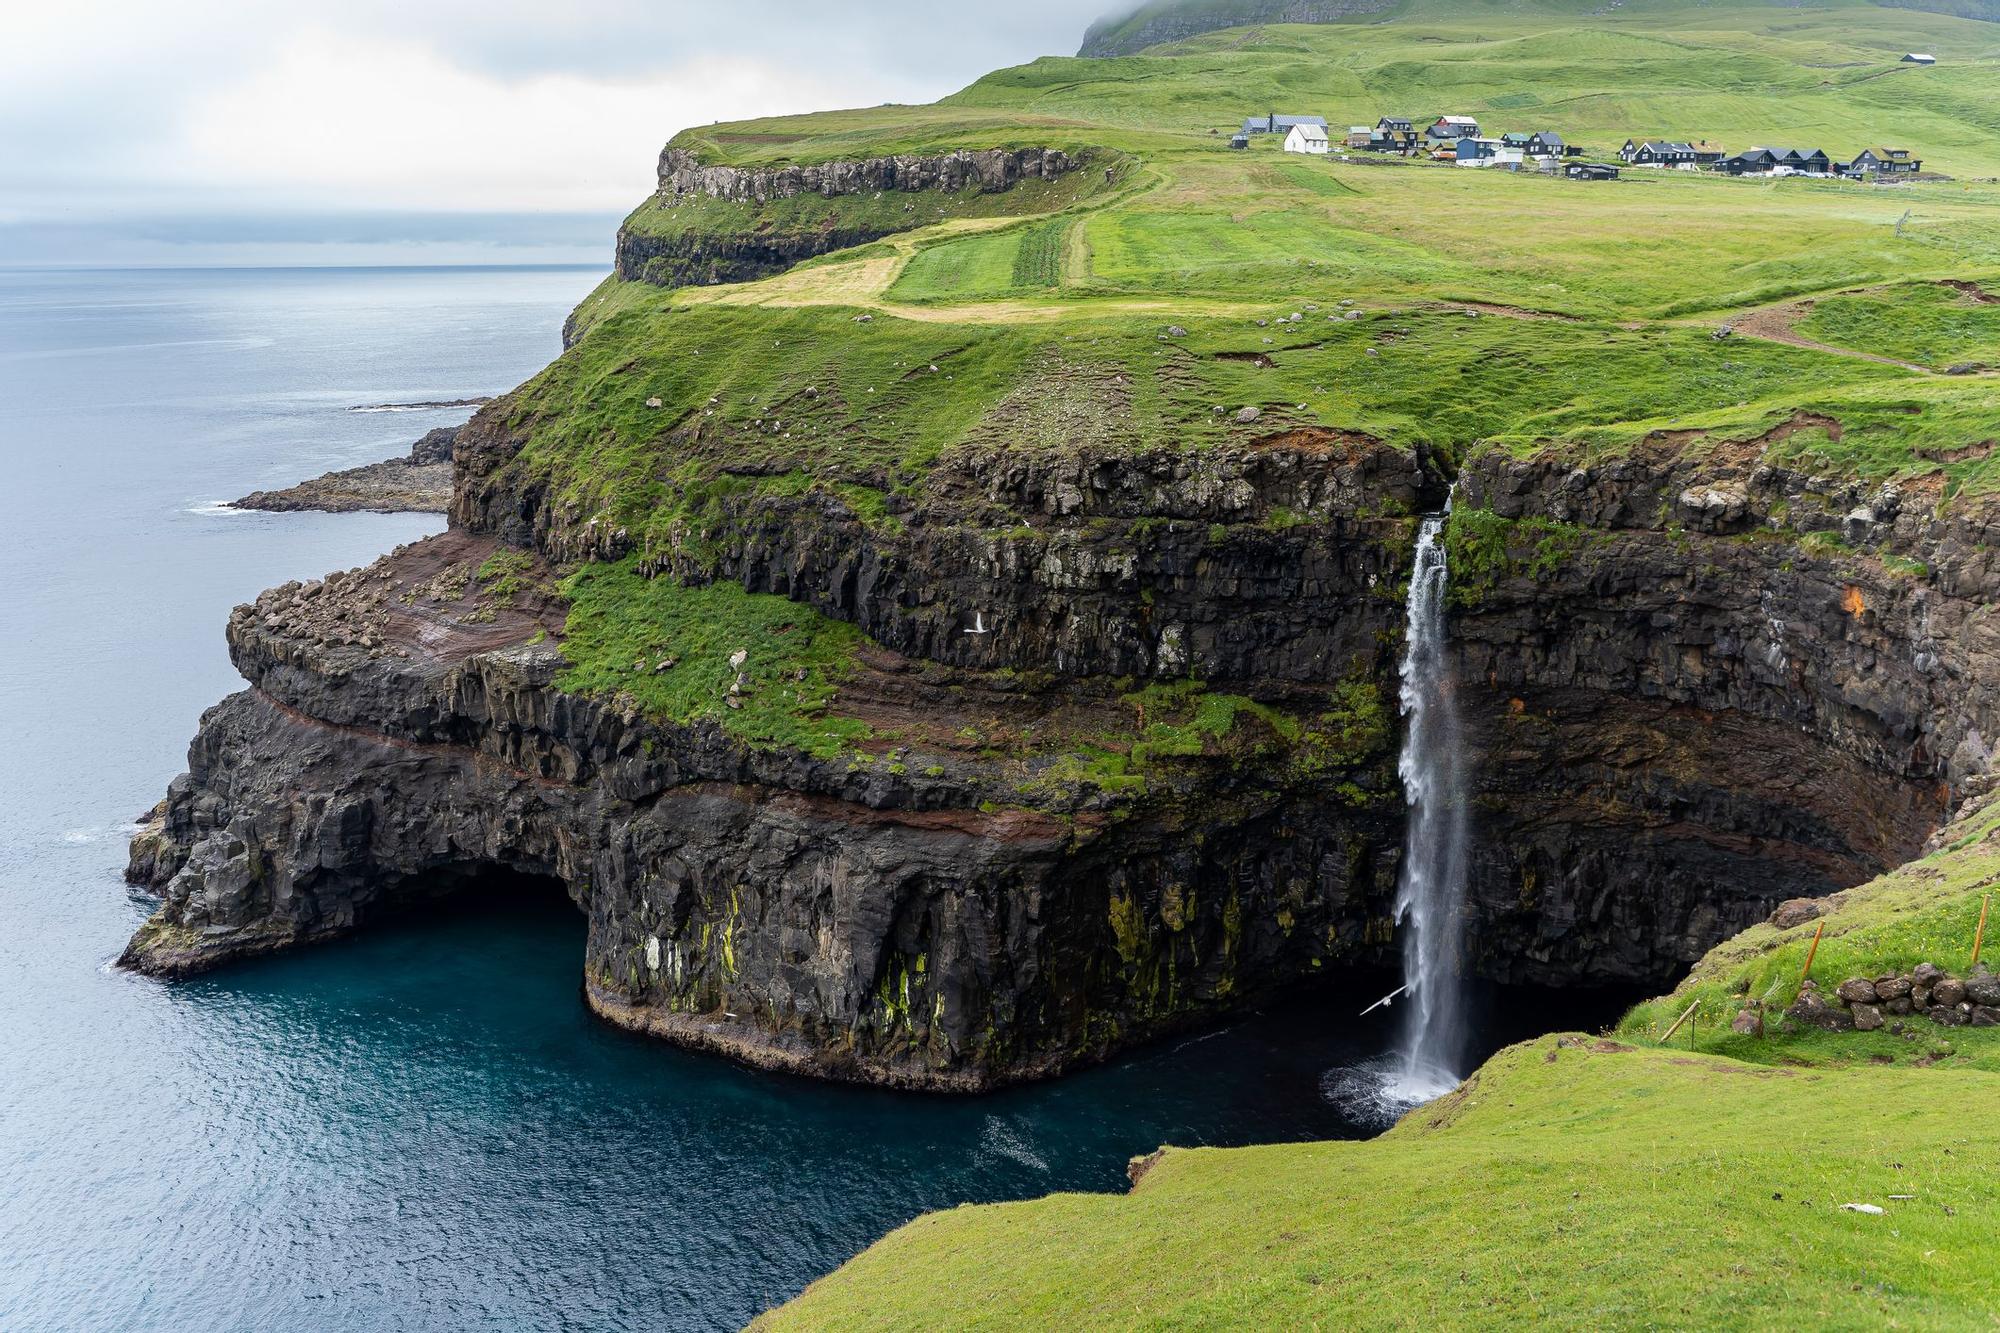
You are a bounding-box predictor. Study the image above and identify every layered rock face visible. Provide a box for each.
[125,443,1423,1090]
[126,399,1986,1087]
[1450,437,1996,983]
[613,148,1078,292]
[655,147,1076,206]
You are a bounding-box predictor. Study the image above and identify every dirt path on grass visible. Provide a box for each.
[1726,300,1933,373]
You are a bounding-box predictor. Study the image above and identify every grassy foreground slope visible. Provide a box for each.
[764,794,2000,1330]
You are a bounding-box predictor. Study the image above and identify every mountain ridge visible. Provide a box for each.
[1078,0,2000,57]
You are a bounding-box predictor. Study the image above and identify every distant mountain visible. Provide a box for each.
[1078,0,2000,58]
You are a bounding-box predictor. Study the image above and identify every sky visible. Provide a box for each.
[0,1,1104,265]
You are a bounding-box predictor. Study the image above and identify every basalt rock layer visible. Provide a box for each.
[1447,436,1999,983]
[612,148,1079,293]
[125,397,1989,1087]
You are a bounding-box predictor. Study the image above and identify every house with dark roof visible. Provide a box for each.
[1373,117,1421,153]
[1241,113,1328,136]
[1428,115,1480,142]
[1500,131,1568,157]
[1717,147,1832,176]
[1620,139,1697,168]
[1565,162,1620,181]
[1849,147,1922,175]
[1717,147,1779,175]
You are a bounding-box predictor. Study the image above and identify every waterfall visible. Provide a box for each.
[1388,505,1469,1103]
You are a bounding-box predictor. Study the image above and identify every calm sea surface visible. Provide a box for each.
[0,265,1623,1331]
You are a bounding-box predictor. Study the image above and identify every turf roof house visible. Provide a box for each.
[1620,139,1699,168]
[1850,146,1922,174]
[1356,116,1421,153]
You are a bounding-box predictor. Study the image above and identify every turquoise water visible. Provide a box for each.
[0,266,1628,1331]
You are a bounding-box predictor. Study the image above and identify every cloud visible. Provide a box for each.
[0,1,1098,226]
[178,32,897,212]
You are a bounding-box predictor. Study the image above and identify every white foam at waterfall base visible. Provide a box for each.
[1325,505,1471,1126]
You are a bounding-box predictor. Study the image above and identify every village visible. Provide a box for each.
[1235,108,1928,183]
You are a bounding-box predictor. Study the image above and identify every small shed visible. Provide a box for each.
[1903,52,1937,64]
[1229,134,1250,151]
[1565,162,1620,181]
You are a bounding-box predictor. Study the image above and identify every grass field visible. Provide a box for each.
[764,1037,2000,1329]
[764,791,2000,1330]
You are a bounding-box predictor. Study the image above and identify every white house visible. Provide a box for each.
[1285,122,1331,155]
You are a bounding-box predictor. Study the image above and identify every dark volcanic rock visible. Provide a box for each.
[611,148,1079,296]
[1769,898,1829,930]
[1788,988,1854,1031]
[126,392,1989,1087]
[235,427,459,515]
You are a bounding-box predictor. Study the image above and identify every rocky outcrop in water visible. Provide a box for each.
[235,427,459,515]
[122,514,1408,1090]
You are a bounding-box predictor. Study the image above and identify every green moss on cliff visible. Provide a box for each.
[557,559,871,758]
[1442,507,1598,609]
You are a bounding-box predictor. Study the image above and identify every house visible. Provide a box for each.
[1428,115,1480,142]
[1689,140,1726,166]
[1454,137,1522,167]
[1285,122,1331,155]
[1374,117,1421,153]
[1620,139,1698,168]
[1717,147,1780,176]
[1502,131,1568,158]
[1242,113,1327,136]
[1347,125,1376,149]
[1718,147,1833,177]
[1849,147,1922,175]
[1565,162,1620,181]
[1903,52,1937,64]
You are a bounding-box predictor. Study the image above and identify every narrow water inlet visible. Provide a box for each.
[1391,506,1471,1105]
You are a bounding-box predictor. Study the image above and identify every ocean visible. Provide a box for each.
[0,264,1611,1331]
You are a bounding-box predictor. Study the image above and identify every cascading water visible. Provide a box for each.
[1386,506,1470,1104]
[1321,502,1471,1124]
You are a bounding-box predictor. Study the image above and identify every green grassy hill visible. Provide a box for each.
[550,0,2000,812]
[1079,0,2000,58]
